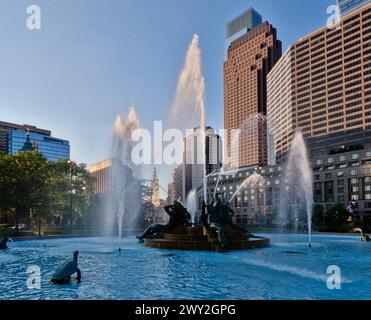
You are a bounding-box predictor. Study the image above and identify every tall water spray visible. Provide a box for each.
[229,173,266,205]
[170,34,207,203]
[109,107,142,249]
[278,131,313,247]
[186,190,197,224]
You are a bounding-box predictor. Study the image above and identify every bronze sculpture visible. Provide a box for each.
[203,199,249,250]
[137,201,192,242]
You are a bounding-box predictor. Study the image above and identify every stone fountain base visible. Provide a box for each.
[143,225,269,252]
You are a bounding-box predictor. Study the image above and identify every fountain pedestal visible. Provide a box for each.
[143,225,269,252]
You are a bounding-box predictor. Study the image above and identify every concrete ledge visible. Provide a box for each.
[144,235,270,252]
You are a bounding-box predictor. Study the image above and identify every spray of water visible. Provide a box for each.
[229,173,266,204]
[278,131,313,247]
[109,107,142,250]
[170,34,207,203]
[185,190,197,225]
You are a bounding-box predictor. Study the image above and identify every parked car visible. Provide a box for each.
[10,223,27,230]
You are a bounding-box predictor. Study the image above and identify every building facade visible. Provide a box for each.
[0,121,70,161]
[338,0,371,16]
[89,159,113,194]
[196,145,371,229]
[169,164,184,203]
[224,16,282,168]
[226,8,262,56]
[267,48,294,164]
[267,3,371,162]
[151,167,160,207]
[183,127,222,199]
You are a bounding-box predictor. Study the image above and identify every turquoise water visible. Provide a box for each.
[0,234,370,300]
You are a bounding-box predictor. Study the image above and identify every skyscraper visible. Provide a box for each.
[183,127,222,199]
[224,11,282,168]
[225,8,262,55]
[338,0,371,16]
[267,47,294,164]
[267,2,371,161]
[0,121,70,161]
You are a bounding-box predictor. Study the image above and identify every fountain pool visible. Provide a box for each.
[0,234,370,300]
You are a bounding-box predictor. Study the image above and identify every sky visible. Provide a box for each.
[0,0,337,191]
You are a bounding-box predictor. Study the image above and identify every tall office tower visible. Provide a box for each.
[224,11,282,168]
[183,127,222,199]
[169,165,184,203]
[0,121,70,161]
[267,48,294,165]
[225,8,262,55]
[338,0,370,16]
[151,167,160,207]
[267,3,371,161]
[89,159,113,194]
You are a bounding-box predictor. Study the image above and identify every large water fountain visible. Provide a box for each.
[108,107,143,249]
[138,35,269,252]
[278,131,314,247]
[170,34,208,204]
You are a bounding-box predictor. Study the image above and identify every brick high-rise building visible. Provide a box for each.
[267,2,371,163]
[224,12,282,168]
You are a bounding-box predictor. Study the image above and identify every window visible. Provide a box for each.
[365,194,371,200]
[366,151,371,157]
[352,153,360,160]
[351,195,359,201]
[328,158,334,164]
[351,178,358,184]
[316,159,323,165]
[351,169,358,176]
[325,173,332,179]
[339,155,347,161]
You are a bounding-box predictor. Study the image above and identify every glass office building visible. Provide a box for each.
[225,8,262,57]
[337,0,370,16]
[7,130,70,161]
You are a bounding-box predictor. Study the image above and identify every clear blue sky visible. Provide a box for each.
[0,0,335,186]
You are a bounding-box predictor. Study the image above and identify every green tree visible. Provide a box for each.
[49,160,95,227]
[0,152,50,232]
[325,203,349,227]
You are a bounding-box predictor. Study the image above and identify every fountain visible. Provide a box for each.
[108,107,143,250]
[278,131,313,247]
[138,35,269,252]
[229,173,266,205]
[185,190,197,225]
[170,34,207,204]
